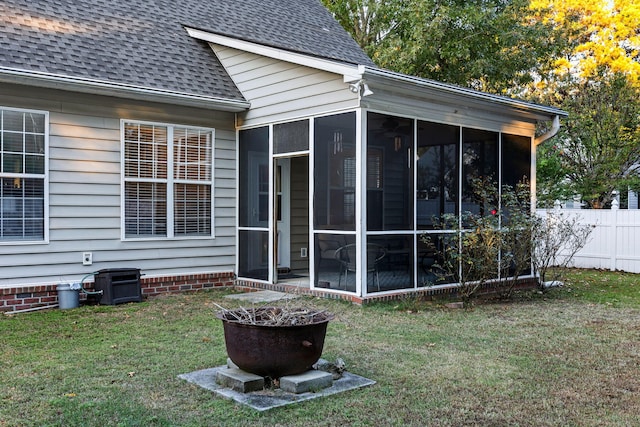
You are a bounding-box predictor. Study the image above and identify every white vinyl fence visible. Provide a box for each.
[536,207,640,273]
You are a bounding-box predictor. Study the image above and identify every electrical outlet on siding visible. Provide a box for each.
[82,252,93,265]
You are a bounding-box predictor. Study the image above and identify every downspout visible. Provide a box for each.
[534,115,560,146]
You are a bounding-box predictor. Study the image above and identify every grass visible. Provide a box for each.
[1,269,639,426]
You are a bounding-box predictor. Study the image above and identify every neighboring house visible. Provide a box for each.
[0,0,566,310]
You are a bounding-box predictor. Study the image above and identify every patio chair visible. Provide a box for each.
[335,243,386,291]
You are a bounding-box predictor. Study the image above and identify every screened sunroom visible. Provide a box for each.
[236,68,564,301]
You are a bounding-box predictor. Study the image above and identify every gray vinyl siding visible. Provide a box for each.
[210,43,535,137]
[289,156,309,271]
[0,83,237,287]
[210,44,359,127]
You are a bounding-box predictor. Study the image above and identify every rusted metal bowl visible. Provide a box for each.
[217,307,334,378]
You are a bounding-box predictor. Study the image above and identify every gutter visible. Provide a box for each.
[0,67,250,112]
[534,115,561,146]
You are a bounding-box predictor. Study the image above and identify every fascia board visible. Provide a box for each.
[0,67,250,112]
[186,27,362,81]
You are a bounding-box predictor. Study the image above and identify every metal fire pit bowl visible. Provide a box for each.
[217,308,334,378]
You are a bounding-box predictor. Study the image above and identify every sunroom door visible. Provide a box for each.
[275,159,291,270]
[273,120,311,283]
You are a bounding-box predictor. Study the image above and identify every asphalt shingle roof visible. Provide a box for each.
[0,0,374,101]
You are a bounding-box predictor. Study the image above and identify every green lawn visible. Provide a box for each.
[1,269,639,426]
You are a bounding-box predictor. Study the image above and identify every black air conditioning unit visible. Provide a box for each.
[94,268,142,305]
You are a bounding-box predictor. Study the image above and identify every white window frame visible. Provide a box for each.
[0,106,49,244]
[121,119,215,240]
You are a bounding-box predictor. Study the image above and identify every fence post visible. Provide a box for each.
[610,197,619,271]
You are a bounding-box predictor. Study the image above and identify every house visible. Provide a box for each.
[0,0,566,311]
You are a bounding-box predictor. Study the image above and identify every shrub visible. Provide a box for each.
[531,209,592,289]
[423,177,591,304]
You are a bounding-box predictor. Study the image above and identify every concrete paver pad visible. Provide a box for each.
[178,364,375,411]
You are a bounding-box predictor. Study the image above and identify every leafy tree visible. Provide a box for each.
[324,0,639,92]
[538,74,640,208]
[527,1,640,207]
[535,141,572,207]
[320,0,402,58]
[384,0,556,92]
[529,0,640,88]
[323,0,556,93]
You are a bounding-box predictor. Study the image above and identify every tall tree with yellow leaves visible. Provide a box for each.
[529,0,640,87]
[530,0,640,208]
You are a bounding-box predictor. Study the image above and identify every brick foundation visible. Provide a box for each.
[0,271,236,313]
[1,273,538,313]
[235,276,539,305]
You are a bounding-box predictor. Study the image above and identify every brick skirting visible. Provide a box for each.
[1,273,538,313]
[235,276,539,305]
[0,271,236,313]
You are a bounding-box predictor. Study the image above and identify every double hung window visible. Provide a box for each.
[0,107,47,242]
[123,121,213,239]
